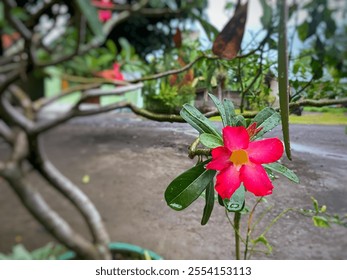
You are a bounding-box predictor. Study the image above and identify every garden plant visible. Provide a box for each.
[0,0,346,260]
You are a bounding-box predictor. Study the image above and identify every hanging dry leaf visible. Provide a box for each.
[212,2,249,60]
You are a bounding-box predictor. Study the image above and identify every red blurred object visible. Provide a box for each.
[98,10,112,22]
[91,0,114,22]
[95,63,124,81]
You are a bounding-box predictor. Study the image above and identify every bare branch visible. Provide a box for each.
[0,120,14,143]
[34,83,101,110]
[34,13,85,67]
[11,130,28,162]
[79,83,143,101]
[29,139,110,251]
[3,0,32,41]
[59,74,129,85]
[0,93,34,131]
[29,0,60,25]
[9,85,34,120]
[0,70,21,95]
[128,55,217,83]
[1,165,108,259]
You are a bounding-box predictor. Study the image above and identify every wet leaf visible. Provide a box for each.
[251,107,281,139]
[209,93,228,127]
[180,104,222,138]
[223,98,237,126]
[235,115,247,127]
[200,133,223,148]
[223,186,245,212]
[165,160,216,211]
[201,182,215,225]
[264,162,299,183]
[212,2,248,60]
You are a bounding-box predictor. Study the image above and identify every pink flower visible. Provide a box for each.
[98,10,112,22]
[113,63,124,80]
[95,63,124,81]
[206,126,284,199]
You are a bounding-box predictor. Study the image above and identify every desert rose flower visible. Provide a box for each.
[206,126,284,199]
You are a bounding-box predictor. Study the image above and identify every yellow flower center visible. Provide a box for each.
[230,149,249,167]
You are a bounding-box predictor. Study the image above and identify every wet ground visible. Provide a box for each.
[0,113,346,259]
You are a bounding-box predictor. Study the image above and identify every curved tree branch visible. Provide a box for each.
[28,137,110,254]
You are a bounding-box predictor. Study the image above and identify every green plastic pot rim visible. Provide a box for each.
[58,242,163,260]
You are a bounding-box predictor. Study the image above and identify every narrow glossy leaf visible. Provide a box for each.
[235,115,247,127]
[201,182,215,225]
[165,160,216,211]
[223,186,245,212]
[259,0,272,28]
[251,107,277,126]
[278,0,291,160]
[76,0,103,36]
[312,216,330,228]
[208,93,228,127]
[252,108,281,139]
[223,98,237,126]
[200,133,223,148]
[180,104,222,138]
[264,162,299,183]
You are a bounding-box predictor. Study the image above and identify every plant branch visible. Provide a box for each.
[1,166,106,259]
[0,120,14,143]
[28,138,111,254]
[3,0,32,41]
[0,93,34,132]
[128,55,218,83]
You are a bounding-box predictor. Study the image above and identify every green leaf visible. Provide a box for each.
[252,235,272,254]
[180,104,222,138]
[201,182,215,225]
[311,196,319,213]
[264,163,299,183]
[223,98,237,126]
[297,22,309,41]
[208,93,228,127]
[235,115,246,127]
[223,186,245,212]
[312,216,330,228]
[11,244,32,260]
[200,133,223,148]
[165,160,216,211]
[218,194,224,206]
[76,0,103,36]
[259,0,272,28]
[252,108,281,138]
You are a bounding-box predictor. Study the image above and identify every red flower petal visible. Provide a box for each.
[206,147,231,171]
[240,164,274,196]
[247,138,284,164]
[222,126,250,151]
[215,165,241,199]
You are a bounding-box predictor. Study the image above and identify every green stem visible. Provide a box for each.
[234,212,241,260]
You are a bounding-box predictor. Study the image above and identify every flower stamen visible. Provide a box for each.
[230,149,249,168]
